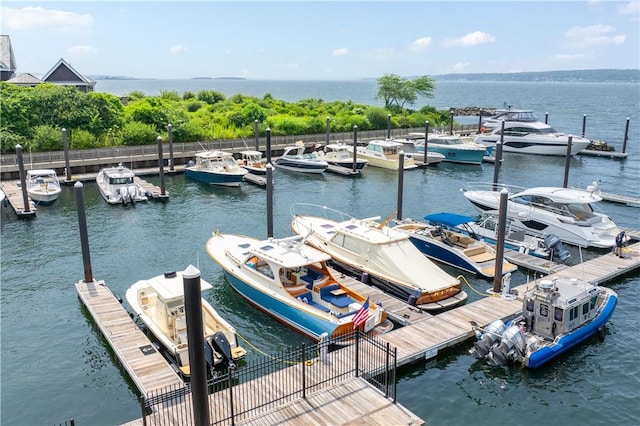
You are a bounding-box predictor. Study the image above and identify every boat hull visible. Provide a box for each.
[525,291,617,369]
[425,147,485,165]
[274,159,327,173]
[475,136,591,156]
[27,190,61,205]
[185,169,245,186]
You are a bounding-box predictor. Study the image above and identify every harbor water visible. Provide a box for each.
[1,81,639,425]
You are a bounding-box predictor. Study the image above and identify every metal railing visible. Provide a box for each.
[140,330,397,425]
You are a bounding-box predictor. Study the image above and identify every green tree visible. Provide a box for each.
[375,74,435,109]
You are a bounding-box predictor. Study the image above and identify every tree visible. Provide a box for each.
[375,74,436,109]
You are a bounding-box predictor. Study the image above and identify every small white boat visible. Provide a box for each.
[237,150,268,175]
[470,277,617,369]
[462,182,620,248]
[392,139,445,166]
[316,143,369,170]
[185,150,248,186]
[96,164,148,205]
[274,143,328,173]
[26,169,61,205]
[392,218,518,279]
[403,133,486,165]
[207,233,391,341]
[291,204,467,311]
[356,140,418,170]
[125,270,247,377]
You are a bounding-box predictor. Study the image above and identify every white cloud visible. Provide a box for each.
[409,37,432,52]
[551,53,586,61]
[452,62,470,72]
[618,1,640,15]
[564,25,626,48]
[443,31,496,47]
[333,48,348,56]
[170,45,187,54]
[67,45,97,56]
[1,6,94,32]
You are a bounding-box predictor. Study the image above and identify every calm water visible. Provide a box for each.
[1,81,639,425]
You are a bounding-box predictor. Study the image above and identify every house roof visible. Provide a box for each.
[41,58,96,87]
[7,73,43,84]
[0,35,17,71]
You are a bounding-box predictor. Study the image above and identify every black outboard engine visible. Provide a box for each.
[470,320,506,359]
[543,234,570,262]
[210,331,233,366]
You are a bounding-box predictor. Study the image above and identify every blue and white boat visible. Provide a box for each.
[424,212,560,260]
[470,277,617,369]
[392,218,517,279]
[185,150,248,186]
[401,133,486,165]
[206,233,390,341]
[274,143,328,174]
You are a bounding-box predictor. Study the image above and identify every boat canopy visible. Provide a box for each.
[142,272,213,301]
[424,212,476,227]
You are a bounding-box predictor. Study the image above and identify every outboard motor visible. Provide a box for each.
[470,319,506,359]
[128,185,137,203]
[543,234,570,262]
[210,331,233,366]
[120,185,130,204]
[487,324,526,366]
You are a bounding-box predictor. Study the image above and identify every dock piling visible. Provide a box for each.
[582,114,587,138]
[167,124,175,172]
[492,188,508,293]
[387,114,392,140]
[74,182,93,283]
[16,145,31,213]
[266,128,272,164]
[254,120,260,152]
[62,128,73,183]
[157,136,166,195]
[352,125,358,172]
[266,163,274,238]
[622,118,630,154]
[182,265,210,426]
[326,117,331,145]
[563,136,573,188]
[397,151,405,220]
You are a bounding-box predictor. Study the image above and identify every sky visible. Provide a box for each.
[1,1,639,80]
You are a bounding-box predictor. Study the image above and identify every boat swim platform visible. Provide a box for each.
[578,149,629,159]
[326,164,361,176]
[75,279,184,396]
[0,180,37,218]
[243,172,267,186]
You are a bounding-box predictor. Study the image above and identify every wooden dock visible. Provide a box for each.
[133,176,169,201]
[243,173,267,186]
[579,149,629,159]
[326,164,360,176]
[75,279,183,396]
[0,180,37,218]
[503,248,568,275]
[599,191,640,207]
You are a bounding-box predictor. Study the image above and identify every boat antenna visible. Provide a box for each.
[240,136,250,150]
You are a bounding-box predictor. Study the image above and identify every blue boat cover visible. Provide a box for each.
[424,212,476,227]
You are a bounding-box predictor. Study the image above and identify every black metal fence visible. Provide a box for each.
[140,330,397,425]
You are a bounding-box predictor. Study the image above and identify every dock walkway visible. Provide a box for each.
[0,180,37,217]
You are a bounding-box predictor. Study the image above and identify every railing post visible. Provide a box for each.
[385,342,390,398]
[139,395,147,426]
[301,343,307,399]
[228,365,236,426]
[393,347,397,403]
[355,330,360,377]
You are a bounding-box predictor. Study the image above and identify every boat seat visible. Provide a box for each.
[469,252,495,263]
[175,315,188,344]
[508,230,526,242]
[464,246,486,257]
[297,292,330,312]
[329,295,355,309]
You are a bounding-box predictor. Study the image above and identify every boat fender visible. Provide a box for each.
[408,295,418,306]
[480,127,486,133]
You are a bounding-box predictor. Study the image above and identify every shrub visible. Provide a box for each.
[0,129,27,154]
[197,90,226,105]
[186,101,203,112]
[121,121,158,146]
[31,125,62,151]
[70,129,98,149]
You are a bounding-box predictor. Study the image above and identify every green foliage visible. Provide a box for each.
[365,107,391,129]
[121,121,158,146]
[375,74,435,109]
[197,90,226,104]
[32,125,63,151]
[160,90,181,101]
[87,92,124,137]
[172,121,207,142]
[186,101,203,112]
[0,129,27,154]
[128,90,146,100]
[183,91,195,100]
[70,129,99,149]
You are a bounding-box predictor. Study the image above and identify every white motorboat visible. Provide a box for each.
[274,142,328,173]
[392,218,518,279]
[482,108,539,131]
[401,133,486,165]
[26,169,61,205]
[125,269,247,377]
[391,139,445,166]
[424,212,559,260]
[206,233,391,342]
[474,120,591,156]
[316,143,369,170]
[356,140,418,170]
[185,150,248,186]
[237,150,268,175]
[462,182,620,248]
[96,164,148,205]
[290,204,467,311]
[470,277,617,369]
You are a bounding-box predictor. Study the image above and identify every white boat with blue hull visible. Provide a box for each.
[470,277,617,369]
[185,150,248,186]
[424,212,562,261]
[400,133,486,165]
[206,233,390,342]
[392,218,517,279]
[274,143,329,174]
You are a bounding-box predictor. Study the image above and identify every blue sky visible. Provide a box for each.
[2,1,639,79]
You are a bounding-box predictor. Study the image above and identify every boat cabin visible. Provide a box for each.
[522,278,602,340]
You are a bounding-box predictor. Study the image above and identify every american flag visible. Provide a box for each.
[352,297,370,330]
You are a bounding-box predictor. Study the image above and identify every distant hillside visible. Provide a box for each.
[432,69,639,83]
